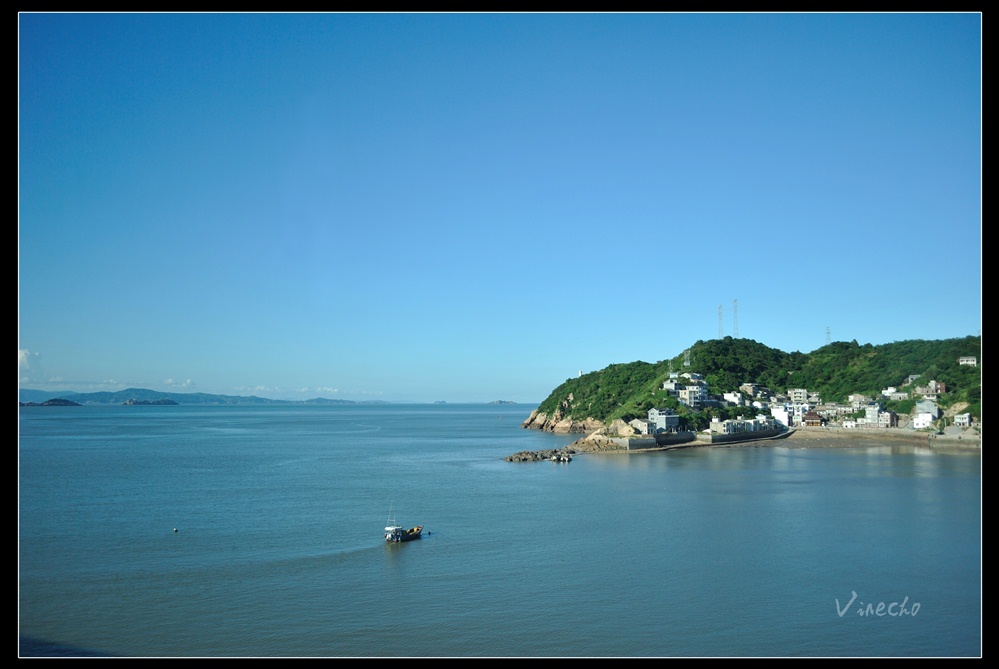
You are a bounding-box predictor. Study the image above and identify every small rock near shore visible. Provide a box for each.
[504,448,576,462]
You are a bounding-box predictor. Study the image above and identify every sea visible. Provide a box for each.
[18,403,981,657]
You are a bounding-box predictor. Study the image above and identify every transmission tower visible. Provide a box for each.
[718,304,723,338]
[733,299,739,337]
[826,327,831,345]
[683,349,691,367]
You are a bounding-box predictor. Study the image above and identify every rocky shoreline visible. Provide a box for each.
[519,409,605,434]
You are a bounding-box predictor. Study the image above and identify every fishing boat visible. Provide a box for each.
[385,523,423,542]
[384,508,423,542]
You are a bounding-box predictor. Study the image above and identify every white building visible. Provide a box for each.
[771,405,791,428]
[629,419,655,435]
[723,391,745,406]
[662,379,683,394]
[709,414,777,434]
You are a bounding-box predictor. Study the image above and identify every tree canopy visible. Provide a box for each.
[535,336,981,425]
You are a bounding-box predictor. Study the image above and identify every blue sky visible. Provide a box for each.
[18,13,981,403]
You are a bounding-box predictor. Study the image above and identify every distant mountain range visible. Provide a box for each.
[17,388,520,406]
[17,387,371,406]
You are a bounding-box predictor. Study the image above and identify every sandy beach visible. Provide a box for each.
[782,426,981,450]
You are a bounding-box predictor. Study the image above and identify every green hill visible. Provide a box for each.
[534,336,981,428]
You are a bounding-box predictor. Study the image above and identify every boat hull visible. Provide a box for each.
[385,525,423,542]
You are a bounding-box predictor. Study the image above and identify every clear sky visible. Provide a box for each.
[18,12,981,403]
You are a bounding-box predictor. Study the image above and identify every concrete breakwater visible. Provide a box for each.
[506,426,793,460]
[592,431,699,451]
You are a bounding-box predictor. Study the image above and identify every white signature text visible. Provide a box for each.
[836,591,920,617]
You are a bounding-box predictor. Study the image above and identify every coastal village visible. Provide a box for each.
[630,353,979,438]
[512,354,980,459]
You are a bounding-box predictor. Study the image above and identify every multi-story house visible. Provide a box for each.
[877,410,898,428]
[803,411,824,427]
[816,403,852,420]
[788,388,809,403]
[662,379,683,394]
[860,402,883,427]
[678,385,708,411]
[647,407,680,433]
[914,380,946,400]
[771,402,810,427]
[849,394,872,412]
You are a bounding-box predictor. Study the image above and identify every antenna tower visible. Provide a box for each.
[718,304,723,338]
[826,327,831,345]
[733,299,739,337]
[683,349,691,367]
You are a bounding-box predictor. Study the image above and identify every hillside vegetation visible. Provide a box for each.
[535,336,981,428]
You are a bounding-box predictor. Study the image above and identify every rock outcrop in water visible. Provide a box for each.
[504,447,577,462]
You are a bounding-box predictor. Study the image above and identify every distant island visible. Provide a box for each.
[489,400,517,405]
[18,398,81,407]
[122,398,179,406]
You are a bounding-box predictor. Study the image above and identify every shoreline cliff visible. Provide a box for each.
[520,409,605,434]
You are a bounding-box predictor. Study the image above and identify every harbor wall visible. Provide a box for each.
[602,432,697,450]
[697,427,789,445]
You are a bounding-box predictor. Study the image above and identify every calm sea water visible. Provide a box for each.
[18,404,981,657]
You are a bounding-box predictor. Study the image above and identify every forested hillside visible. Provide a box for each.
[534,336,981,427]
